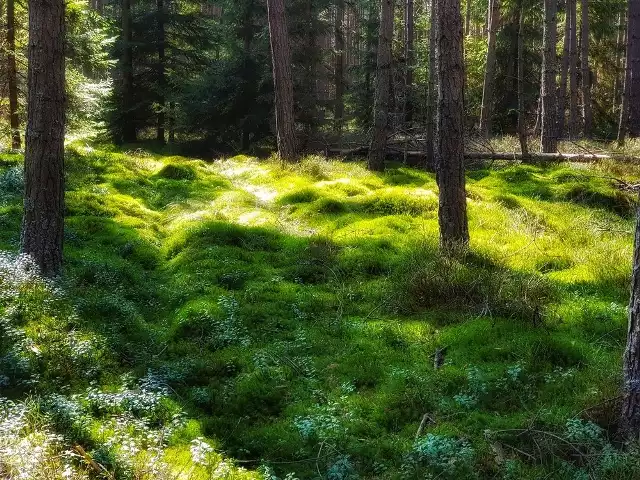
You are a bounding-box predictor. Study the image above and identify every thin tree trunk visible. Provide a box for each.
[267,0,298,161]
[121,0,136,143]
[156,0,166,144]
[540,0,558,153]
[580,0,592,136]
[627,0,640,137]
[168,101,175,144]
[479,0,500,137]
[335,0,345,134]
[557,4,570,138]
[615,12,626,112]
[21,0,66,277]
[405,0,415,122]
[621,194,640,439]
[517,2,528,159]
[7,0,20,150]
[425,0,436,168]
[568,0,579,139]
[368,0,395,171]
[436,0,469,249]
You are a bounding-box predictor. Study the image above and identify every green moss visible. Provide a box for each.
[155,162,197,180]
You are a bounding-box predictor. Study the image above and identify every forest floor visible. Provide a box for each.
[1,142,640,479]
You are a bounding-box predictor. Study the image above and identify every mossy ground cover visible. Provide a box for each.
[1,143,639,479]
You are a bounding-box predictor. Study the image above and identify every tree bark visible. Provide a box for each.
[626,0,640,137]
[267,0,298,162]
[368,0,395,171]
[479,0,500,137]
[156,0,166,144]
[425,0,436,168]
[517,2,528,159]
[405,0,415,122]
[568,0,579,139]
[335,0,345,134]
[540,0,558,153]
[121,0,136,143]
[7,0,20,150]
[621,193,640,440]
[557,3,570,139]
[580,0,592,136]
[615,12,626,112]
[21,0,65,277]
[436,0,469,250]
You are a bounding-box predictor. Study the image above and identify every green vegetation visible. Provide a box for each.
[1,145,638,478]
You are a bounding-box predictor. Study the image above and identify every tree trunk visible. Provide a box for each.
[479,0,500,137]
[568,0,579,139]
[21,0,65,277]
[540,0,558,153]
[267,0,298,162]
[580,0,592,136]
[121,0,136,143]
[425,0,436,168]
[615,12,626,112]
[156,0,166,144]
[368,0,395,171]
[405,0,415,123]
[7,0,20,150]
[517,2,528,159]
[621,193,640,439]
[334,0,345,134]
[627,0,640,137]
[557,3,570,138]
[436,0,469,250]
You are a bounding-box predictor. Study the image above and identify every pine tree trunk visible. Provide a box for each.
[540,0,558,153]
[368,0,395,171]
[580,0,592,136]
[614,12,626,112]
[517,1,529,159]
[479,0,500,137]
[436,0,469,250]
[621,193,640,439]
[568,0,579,139]
[156,0,166,144]
[121,0,136,143]
[557,4,570,139]
[405,0,415,123]
[627,0,640,137]
[21,0,65,277]
[7,0,20,150]
[425,0,436,168]
[335,0,345,134]
[267,0,298,162]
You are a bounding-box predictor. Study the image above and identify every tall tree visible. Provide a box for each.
[335,0,345,134]
[620,0,640,140]
[479,0,500,137]
[568,0,578,138]
[557,3,570,138]
[157,0,166,144]
[7,0,20,150]
[405,0,415,122]
[615,11,626,112]
[21,0,66,277]
[425,0,436,168]
[436,0,469,249]
[368,0,395,171]
[580,0,592,136]
[267,0,298,162]
[540,0,558,152]
[517,0,528,158]
[121,0,136,143]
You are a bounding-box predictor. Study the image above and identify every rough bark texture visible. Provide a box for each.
[479,0,500,137]
[540,0,558,153]
[568,0,579,139]
[21,0,66,277]
[517,3,528,159]
[627,0,640,137]
[368,0,394,172]
[334,0,345,134]
[436,0,469,249]
[580,0,592,136]
[557,4,570,138]
[156,0,166,144]
[267,0,298,162]
[404,0,415,122]
[7,0,20,150]
[121,0,136,143]
[621,194,640,440]
[425,0,436,168]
